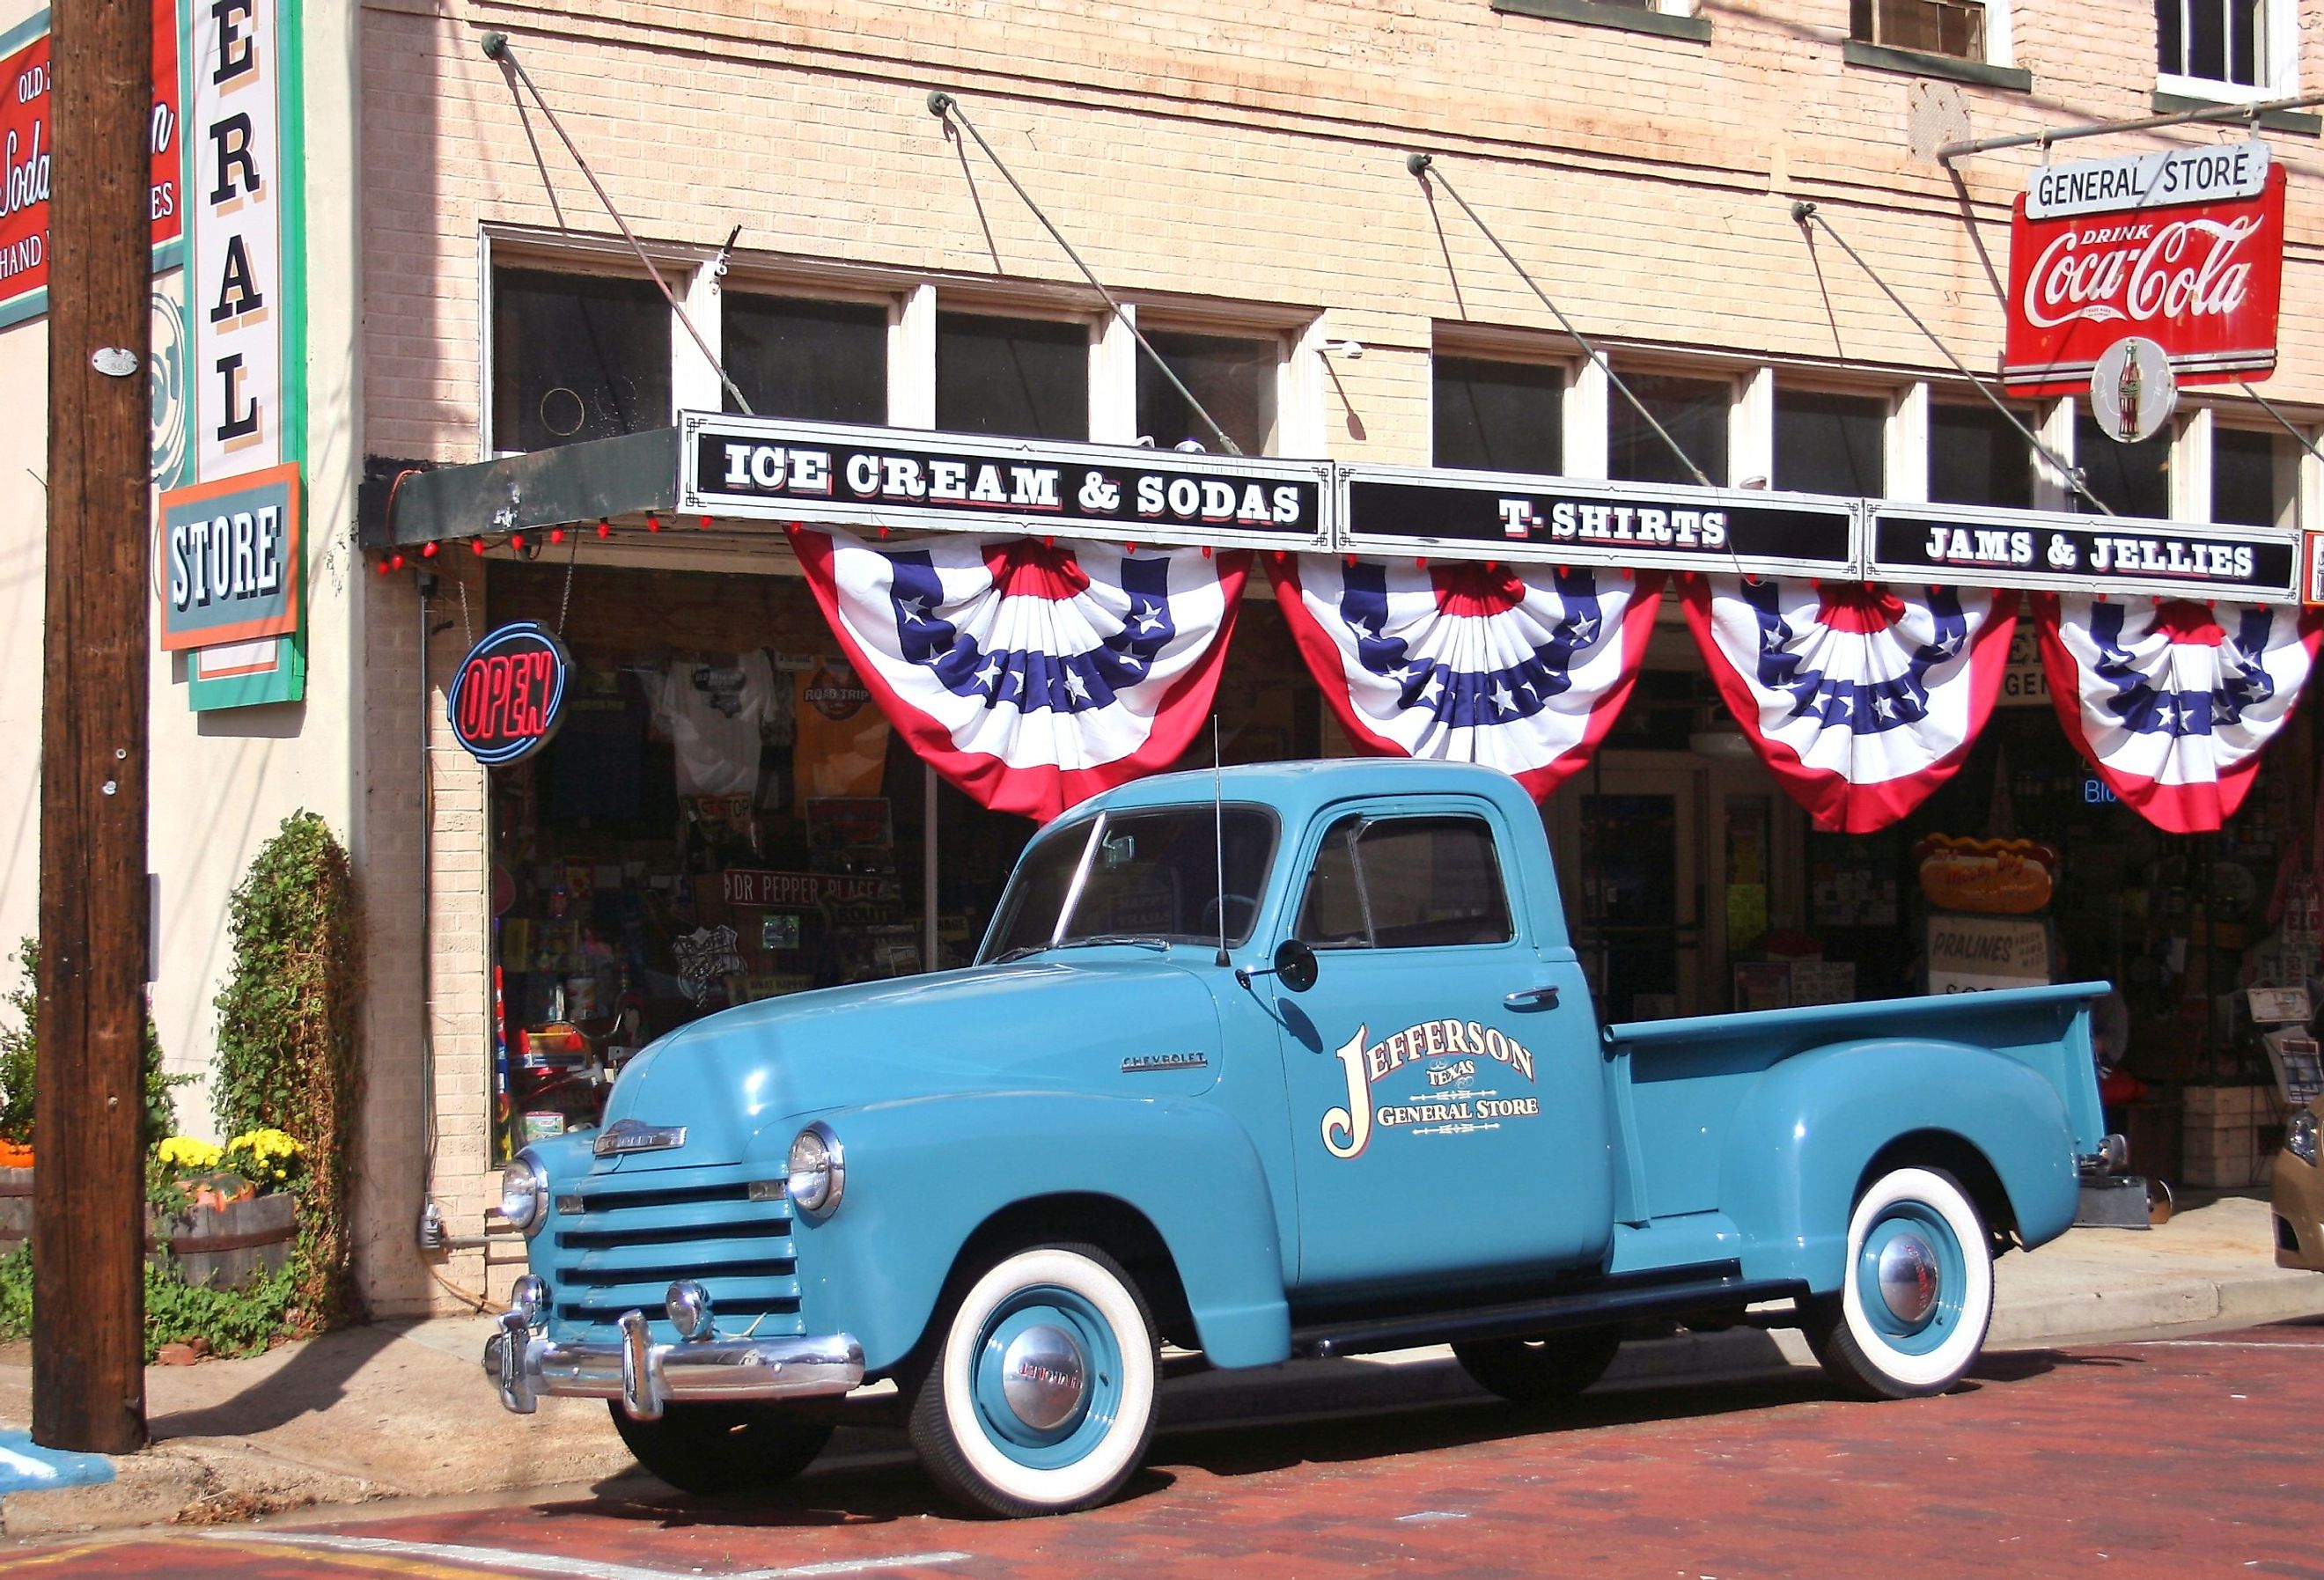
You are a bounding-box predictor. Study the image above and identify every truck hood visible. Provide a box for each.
[596,955,1225,1168]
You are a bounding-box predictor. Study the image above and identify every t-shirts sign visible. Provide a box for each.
[448,623,571,767]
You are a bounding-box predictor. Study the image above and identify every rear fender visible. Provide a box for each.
[1717,1039,2080,1292]
[786,1091,1291,1373]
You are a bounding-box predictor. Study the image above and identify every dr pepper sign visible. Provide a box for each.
[2004,143,2286,398]
[447,623,570,767]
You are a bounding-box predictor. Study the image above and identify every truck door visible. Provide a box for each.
[1271,799,1614,1296]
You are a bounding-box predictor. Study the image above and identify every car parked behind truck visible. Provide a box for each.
[485,759,2117,1517]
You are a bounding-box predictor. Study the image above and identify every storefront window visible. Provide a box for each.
[1609,373,1729,487]
[1432,355,1563,475]
[936,312,1089,442]
[724,295,887,424]
[1929,401,2035,508]
[2212,425,2299,528]
[2077,412,2171,518]
[1775,388,1885,496]
[1138,329,1276,454]
[490,268,672,453]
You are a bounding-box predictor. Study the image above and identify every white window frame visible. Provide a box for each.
[1426,330,1585,477]
[1126,308,1307,459]
[2158,0,2297,102]
[480,231,693,460]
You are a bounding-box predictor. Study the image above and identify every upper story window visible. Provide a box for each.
[1928,401,2036,508]
[1775,388,1886,496]
[1609,372,1728,488]
[2158,0,2291,97]
[723,294,886,424]
[1852,0,1987,60]
[1433,355,1564,475]
[935,312,1090,442]
[1137,329,1277,455]
[2212,425,2301,527]
[1296,815,1513,951]
[490,267,671,453]
[2077,410,2173,519]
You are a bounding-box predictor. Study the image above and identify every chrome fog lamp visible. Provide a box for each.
[499,1151,548,1238]
[666,1280,715,1341]
[2291,1111,2320,1166]
[510,1274,547,1325]
[787,1122,845,1216]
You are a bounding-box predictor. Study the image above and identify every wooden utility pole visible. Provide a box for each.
[35,0,153,1454]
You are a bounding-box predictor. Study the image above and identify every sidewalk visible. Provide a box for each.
[1,1190,2317,1540]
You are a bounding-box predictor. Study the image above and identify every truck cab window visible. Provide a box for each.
[1296,814,1513,949]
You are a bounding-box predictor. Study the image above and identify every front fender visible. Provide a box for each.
[786,1091,1291,1373]
[1717,1039,2080,1292]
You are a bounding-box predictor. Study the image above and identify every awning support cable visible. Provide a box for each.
[927,91,1244,457]
[1937,91,2324,163]
[482,32,756,416]
[1408,152,1716,491]
[1790,202,2114,516]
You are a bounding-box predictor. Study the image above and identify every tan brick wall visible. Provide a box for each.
[358,0,2324,1309]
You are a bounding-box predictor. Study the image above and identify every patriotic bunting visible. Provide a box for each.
[2034,594,2324,834]
[1686,577,2019,834]
[1268,556,1663,799]
[786,525,1247,821]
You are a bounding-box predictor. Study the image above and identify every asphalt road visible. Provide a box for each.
[5,1319,2320,1579]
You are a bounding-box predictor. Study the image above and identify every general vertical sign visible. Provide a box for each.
[2004,143,2285,397]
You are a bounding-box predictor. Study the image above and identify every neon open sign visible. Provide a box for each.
[447,622,570,767]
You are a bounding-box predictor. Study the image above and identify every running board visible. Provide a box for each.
[1289,1273,1809,1360]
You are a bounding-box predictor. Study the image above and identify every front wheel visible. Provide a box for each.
[607,1401,833,1495]
[908,1243,1160,1518]
[1805,1165,1995,1400]
[1452,1326,1624,1407]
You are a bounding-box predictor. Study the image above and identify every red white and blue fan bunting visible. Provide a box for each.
[787,525,1247,821]
[1269,556,1664,799]
[2035,594,2324,834]
[1687,577,2019,833]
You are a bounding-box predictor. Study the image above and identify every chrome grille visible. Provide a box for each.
[540,1164,803,1343]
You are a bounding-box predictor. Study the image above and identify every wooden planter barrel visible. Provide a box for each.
[161,1193,298,1290]
[0,1166,28,1255]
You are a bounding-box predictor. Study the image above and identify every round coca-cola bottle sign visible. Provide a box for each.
[447,622,571,766]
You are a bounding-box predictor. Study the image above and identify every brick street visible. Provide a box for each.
[4,1319,2318,1579]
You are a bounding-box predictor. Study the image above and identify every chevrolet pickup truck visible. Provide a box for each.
[484,759,2116,1518]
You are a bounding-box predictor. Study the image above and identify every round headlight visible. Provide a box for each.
[2291,1110,2320,1166]
[500,1153,548,1236]
[787,1122,844,1216]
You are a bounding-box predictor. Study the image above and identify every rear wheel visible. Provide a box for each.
[607,1401,833,1495]
[908,1243,1159,1518]
[1805,1165,1994,1400]
[1452,1326,1624,1407]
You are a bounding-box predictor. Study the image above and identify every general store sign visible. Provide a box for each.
[680,412,1331,553]
[2004,144,2285,397]
[155,462,300,650]
[1338,467,1857,578]
[0,0,183,327]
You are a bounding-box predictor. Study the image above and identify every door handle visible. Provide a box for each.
[1503,985,1561,1010]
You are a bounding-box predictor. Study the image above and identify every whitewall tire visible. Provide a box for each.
[908,1243,1160,1518]
[1808,1165,1995,1400]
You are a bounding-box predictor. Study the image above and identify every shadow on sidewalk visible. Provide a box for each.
[148,1323,401,1441]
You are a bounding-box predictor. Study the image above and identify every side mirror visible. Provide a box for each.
[1272,938,1319,994]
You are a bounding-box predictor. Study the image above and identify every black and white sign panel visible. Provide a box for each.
[1339,467,1858,577]
[1870,503,2298,601]
[680,412,1331,552]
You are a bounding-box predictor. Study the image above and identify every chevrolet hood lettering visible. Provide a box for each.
[594,1118,689,1157]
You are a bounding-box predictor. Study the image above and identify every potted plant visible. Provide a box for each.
[151,1128,305,1290]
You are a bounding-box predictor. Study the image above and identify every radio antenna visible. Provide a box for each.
[1213,717,1230,967]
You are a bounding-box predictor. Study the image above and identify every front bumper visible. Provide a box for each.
[2273,1146,2324,1273]
[485,1306,864,1420]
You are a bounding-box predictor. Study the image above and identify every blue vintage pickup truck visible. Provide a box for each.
[484,760,2115,1517]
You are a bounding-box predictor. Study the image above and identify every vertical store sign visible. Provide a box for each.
[180,0,304,708]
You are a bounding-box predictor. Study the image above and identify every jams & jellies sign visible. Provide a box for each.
[2004,143,2285,398]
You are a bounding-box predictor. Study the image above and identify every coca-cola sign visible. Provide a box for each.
[2004,150,2285,399]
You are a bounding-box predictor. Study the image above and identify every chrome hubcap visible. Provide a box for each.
[1876,1232,1943,1324]
[999,1323,1088,1430]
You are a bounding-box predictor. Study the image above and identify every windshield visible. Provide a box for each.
[980,807,1276,962]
